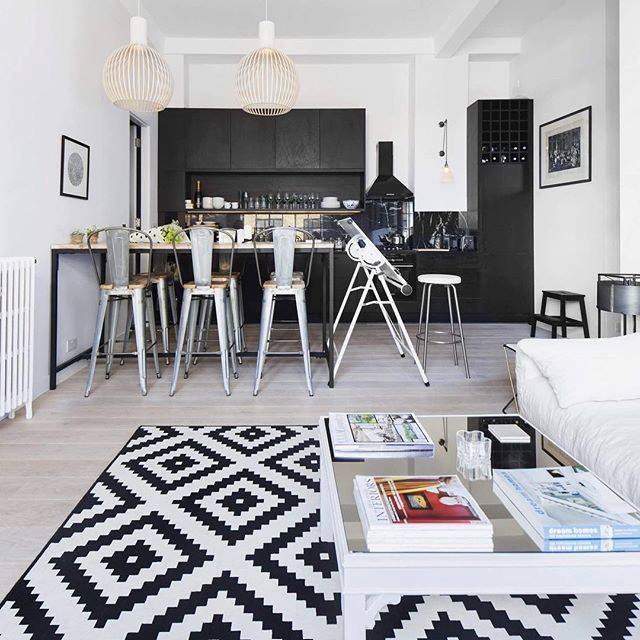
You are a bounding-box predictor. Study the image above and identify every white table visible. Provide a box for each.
[319,414,640,640]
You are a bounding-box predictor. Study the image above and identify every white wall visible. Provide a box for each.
[468,60,511,103]
[179,53,510,211]
[186,59,412,191]
[0,0,152,399]
[510,0,620,336]
[619,0,640,272]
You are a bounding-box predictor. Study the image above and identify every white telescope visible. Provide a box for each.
[332,217,429,386]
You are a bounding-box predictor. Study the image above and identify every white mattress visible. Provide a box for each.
[517,351,640,508]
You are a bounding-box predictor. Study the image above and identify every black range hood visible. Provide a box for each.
[365,141,413,200]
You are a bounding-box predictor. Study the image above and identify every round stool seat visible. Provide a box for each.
[418,273,461,286]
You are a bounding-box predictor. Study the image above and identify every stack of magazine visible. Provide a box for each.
[494,466,640,552]
[329,413,434,459]
[354,475,494,552]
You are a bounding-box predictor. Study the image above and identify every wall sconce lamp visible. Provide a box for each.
[439,119,453,183]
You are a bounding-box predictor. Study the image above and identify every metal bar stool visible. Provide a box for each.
[415,273,470,378]
[194,228,246,364]
[252,226,315,397]
[85,227,160,397]
[169,227,237,396]
[122,251,178,365]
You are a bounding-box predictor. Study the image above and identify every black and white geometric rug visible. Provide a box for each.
[0,425,638,639]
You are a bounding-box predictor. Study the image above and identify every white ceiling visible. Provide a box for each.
[132,0,563,41]
[135,0,473,39]
[472,0,561,37]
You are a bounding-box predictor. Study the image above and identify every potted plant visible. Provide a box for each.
[70,229,84,245]
[85,225,99,242]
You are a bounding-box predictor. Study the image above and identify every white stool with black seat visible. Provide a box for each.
[415,273,470,378]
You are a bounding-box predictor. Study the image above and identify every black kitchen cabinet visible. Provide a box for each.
[275,109,320,169]
[158,170,186,212]
[230,111,276,169]
[320,109,365,170]
[185,109,230,170]
[158,109,185,171]
[467,99,534,322]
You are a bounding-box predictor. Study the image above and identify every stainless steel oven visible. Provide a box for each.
[383,250,417,302]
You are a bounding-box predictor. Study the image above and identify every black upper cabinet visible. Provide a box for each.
[185,109,230,170]
[230,111,276,169]
[275,110,320,169]
[320,109,365,169]
[158,109,185,170]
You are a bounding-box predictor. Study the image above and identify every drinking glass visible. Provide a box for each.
[456,430,492,480]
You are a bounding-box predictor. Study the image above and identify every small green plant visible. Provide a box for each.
[85,225,99,239]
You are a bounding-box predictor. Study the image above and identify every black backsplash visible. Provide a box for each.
[413,211,477,249]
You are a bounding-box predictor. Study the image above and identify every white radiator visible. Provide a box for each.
[0,257,35,419]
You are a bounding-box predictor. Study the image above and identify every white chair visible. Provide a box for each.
[85,227,160,397]
[415,273,470,378]
[169,227,238,396]
[252,227,315,396]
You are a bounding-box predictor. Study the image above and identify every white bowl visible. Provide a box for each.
[342,199,360,210]
[322,196,339,202]
[212,197,225,210]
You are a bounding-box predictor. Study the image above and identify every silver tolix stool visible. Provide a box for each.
[85,227,161,397]
[169,227,238,397]
[252,227,314,397]
[415,273,470,378]
[123,251,178,366]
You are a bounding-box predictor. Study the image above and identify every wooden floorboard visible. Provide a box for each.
[0,322,528,598]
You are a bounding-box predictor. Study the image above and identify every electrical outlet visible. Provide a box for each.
[66,338,78,353]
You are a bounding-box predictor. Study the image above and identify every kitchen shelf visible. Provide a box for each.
[185,208,362,215]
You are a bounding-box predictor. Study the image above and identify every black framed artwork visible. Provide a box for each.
[60,135,90,199]
[539,106,591,188]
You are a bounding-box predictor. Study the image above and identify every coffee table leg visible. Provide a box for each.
[320,455,333,542]
[342,593,366,640]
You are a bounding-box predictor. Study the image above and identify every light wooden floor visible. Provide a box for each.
[0,322,528,598]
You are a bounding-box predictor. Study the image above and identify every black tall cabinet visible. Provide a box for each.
[468,99,534,322]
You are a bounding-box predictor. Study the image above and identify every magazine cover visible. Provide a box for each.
[494,485,640,553]
[329,413,433,448]
[494,466,640,540]
[355,475,492,530]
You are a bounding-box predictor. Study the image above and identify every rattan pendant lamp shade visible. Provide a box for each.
[236,9,299,116]
[103,14,173,113]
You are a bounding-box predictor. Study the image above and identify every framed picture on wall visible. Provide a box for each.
[60,135,90,200]
[539,106,591,188]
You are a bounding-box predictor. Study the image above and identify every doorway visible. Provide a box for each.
[129,121,142,230]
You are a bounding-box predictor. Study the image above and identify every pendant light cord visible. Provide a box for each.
[138,0,141,16]
[265,0,268,20]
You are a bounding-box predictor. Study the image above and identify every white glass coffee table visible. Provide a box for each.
[319,414,640,640]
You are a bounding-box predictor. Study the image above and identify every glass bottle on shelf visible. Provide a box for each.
[248,196,254,210]
[302,193,309,209]
[275,192,282,209]
[267,193,274,210]
[291,193,298,210]
[284,192,290,209]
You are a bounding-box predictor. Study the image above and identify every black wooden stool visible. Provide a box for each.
[531,290,589,338]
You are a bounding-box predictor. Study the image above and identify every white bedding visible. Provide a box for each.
[517,351,640,509]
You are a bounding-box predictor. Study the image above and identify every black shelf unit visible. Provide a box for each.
[468,99,534,322]
[158,107,366,219]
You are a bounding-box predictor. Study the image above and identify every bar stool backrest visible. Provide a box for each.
[87,226,152,288]
[173,227,235,287]
[253,226,316,289]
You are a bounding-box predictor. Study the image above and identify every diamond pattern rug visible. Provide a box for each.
[0,425,638,639]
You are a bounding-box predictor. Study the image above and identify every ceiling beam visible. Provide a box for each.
[434,0,502,58]
[164,37,436,57]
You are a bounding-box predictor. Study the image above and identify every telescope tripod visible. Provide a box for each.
[332,261,430,386]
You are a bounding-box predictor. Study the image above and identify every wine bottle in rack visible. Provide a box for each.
[194,180,203,209]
